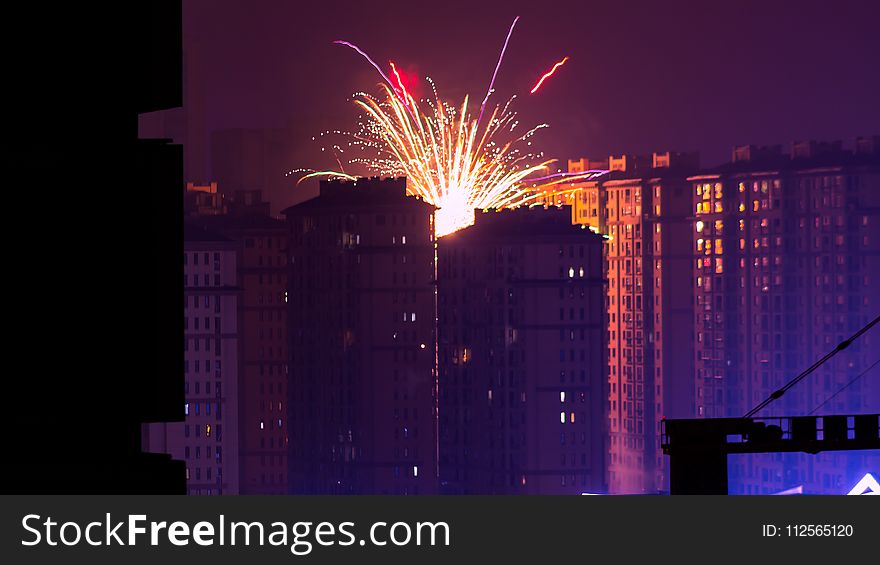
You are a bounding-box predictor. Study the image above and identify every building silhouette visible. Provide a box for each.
[689,138,880,494]
[138,43,209,184]
[283,178,438,494]
[438,207,608,494]
[6,1,186,493]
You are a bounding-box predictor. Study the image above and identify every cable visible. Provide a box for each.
[744,314,880,418]
[808,358,880,416]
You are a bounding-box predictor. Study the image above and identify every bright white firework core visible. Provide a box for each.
[434,191,476,237]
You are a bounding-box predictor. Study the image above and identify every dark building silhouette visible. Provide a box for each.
[689,138,880,494]
[284,178,438,494]
[138,43,209,184]
[6,1,185,492]
[438,207,608,494]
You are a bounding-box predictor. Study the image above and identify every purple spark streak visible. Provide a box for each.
[478,16,520,128]
[527,169,608,183]
[334,40,398,93]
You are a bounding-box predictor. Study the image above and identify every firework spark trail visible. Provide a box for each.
[530,56,569,94]
[527,169,607,183]
[389,61,410,107]
[478,16,520,128]
[296,170,358,186]
[333,40,399,94]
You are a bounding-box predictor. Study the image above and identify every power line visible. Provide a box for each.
[808,358,880,416]
[744,314,880,418]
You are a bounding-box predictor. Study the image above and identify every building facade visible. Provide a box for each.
[194,201,289,494]
[602,165,697,494]
[690,138,880,494]
[551,154,699,494]
[438,207,608,494]
[145,223,241,494]
[284,177,439,494]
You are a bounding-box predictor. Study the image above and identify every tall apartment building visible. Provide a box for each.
[438,207,608,494]
[194,198,289,494]
[145,222,241,494]
[283,177,438,494]
[551,154,698,494]
[690,138,880,494]
[602,159,697,494]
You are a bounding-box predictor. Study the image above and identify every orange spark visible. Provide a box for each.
[530,56,569,94]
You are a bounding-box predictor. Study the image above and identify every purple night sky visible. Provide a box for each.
[180,0,880,207]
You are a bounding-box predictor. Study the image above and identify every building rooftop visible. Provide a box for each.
[444,206,604,242]
[691,139,880,178]
[282,177,435,215]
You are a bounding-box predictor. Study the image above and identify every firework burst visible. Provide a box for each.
[302,18,606,236]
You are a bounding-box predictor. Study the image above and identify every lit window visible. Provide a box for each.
[560,411,566,424]
[413,465,418,477]
[206,424,211,437]
[560,392,566,403]
[260,421,265,430]
[568,267,575,278]
[570,412,576,424]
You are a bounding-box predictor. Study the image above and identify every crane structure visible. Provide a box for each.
[662,316,880,495]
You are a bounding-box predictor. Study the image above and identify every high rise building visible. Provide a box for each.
[145,222,241,494]
[438,207,608,494]
[602,161,698,494]
[193,196,289,494]
[689,138,880,494]
[283,177,438,494]
[552,153,699,494]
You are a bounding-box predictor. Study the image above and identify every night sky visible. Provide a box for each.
[182,0,880,207]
